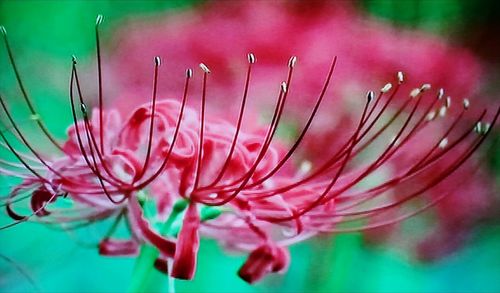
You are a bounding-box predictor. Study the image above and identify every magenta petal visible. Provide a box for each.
[128,198,176,257]
[99,238,139,256]
[30,188,55,217]
[154,257,169,275]
[171,203,200,280]
[238,243,289,284]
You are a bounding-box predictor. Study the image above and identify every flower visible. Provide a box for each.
[106,1,497,259]
[0,15,499,285]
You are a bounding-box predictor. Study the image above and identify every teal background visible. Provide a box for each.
[1,1,500,292]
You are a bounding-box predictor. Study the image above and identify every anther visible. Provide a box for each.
[397,71,404,84]
[438,88,444,100]
[410,88,420,98]
[288,56,297,68]
[0,26,6,36]
[439,137,448,149]
[186,68,193,78]
[199,63,210,74]
[281,82,288,93]
[463,99,470,110]
[29,114,41,121]
[154,56,161,67]
[381,83,392,93]
[420,83,431,92]
[96,14,104,26]
[80,102,88,115]
[474,122,484,134]
[439,105,447,117]
[484,123,491,133]
[426,110,436,122]
[72,55,77,64]
[299,161,312,175]
[366,91,375,103]
[475,122,490,135]
[247,53,256,64]
[446,96,451,108]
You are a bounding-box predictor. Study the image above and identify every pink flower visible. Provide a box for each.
[106,1,497,258]
[0,14,499,285]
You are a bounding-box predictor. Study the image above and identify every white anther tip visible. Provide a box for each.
[80,103,88,113]
[367,91,375,103]
[397,71,404,84]
[474,122,483,134]
[71,55,78,64]
[485,123,491,133]
[154,56,161,66]
[446,96,451,108]
[186,68,193,78]
[426,111,436,122]
[439,105,447,117]
[288,56,297,68]
[299,161,312,174]
[410,88,420,98]
[420,83,432,91]
[475,122,490,135]
[96,14,104,25]
[439,138,448,149]
[281,81,288,93]
[199,63,210,73]
[247,53,256,64]
[438,88,444,99]
[463,98,470,109]
[0,26,6,36]
[381,83,392,93]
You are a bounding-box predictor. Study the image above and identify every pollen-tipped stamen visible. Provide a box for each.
[0,25,69,156]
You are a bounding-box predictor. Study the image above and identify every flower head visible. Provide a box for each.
[108,1,498,259]
[0,15,498,284]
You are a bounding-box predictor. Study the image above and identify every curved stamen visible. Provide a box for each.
[131,68,191,190]
[72,61,130,187]
[0,26,68,155]
[0,120,50,183]
[244,56,338,188]
[0,93,77,182]
[95,15,105,154]
[135,56,161,182]
[192,63,210,191]
[204,53,255,188]
[334,108,473,212]
[257,95,371,222]
[193,57,297,205]
[331,110,487,216]
[194,56,296,199]
[68,62,125,195]
[329,107,498,226]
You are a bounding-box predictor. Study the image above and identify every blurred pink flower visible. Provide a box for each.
[1,6,499,285]
[105,1,497,259]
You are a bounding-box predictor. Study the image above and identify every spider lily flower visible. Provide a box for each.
[109,1,497,259]
[0,16,499,285]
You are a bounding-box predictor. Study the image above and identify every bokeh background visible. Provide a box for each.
[1,1,500,292]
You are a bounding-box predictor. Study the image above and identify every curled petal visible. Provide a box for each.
[238,243,290,284]
[154,256,169,275]
[171,203,200,280]
[30,188,56,217]
[128,198,176,257]
[98,238,139,256]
